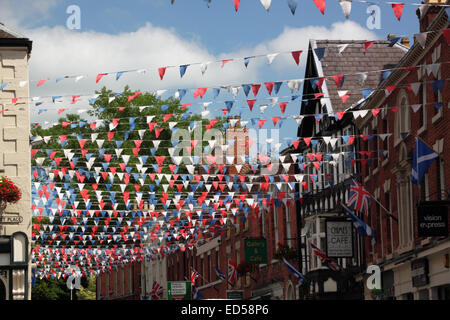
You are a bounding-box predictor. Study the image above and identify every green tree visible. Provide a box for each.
[77,275,96,300]
[31,278,72,300]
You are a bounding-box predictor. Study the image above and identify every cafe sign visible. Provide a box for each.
[326,219,353,258]
[244,238,267,264]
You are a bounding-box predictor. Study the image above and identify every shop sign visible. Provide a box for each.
[326,219,353,258]
[411,258,429,287]
[417,201,449,237]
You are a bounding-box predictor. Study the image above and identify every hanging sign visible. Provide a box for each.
[417,201,449,237]
[167,281,191,300]
[244,238,267,265]
[326,219,353,258]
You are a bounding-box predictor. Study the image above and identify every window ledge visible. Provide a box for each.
[417,124,427,136]
[431,109,443,124]
[373,167,379,176]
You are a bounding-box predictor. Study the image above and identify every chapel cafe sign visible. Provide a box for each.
[325,219,353,258]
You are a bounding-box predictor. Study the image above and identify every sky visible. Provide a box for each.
[0,0,425,149]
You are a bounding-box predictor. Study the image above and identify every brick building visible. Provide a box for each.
[296,37,407,299]
[165,118,301,300]
[96,261,142,300]
[354,1,450,300]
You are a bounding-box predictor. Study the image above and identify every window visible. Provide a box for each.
[418,66,427,131]
[274,210,279,250]
[394,91,410,145]
[384,192,392,255]
[286,207,292,248]
[437,157,445,200]
[129,266,133,294]
[396,148,414,251]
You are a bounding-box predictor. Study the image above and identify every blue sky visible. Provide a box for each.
[2,0,424,148]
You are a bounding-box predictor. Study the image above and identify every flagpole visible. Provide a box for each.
[369,195,398,222]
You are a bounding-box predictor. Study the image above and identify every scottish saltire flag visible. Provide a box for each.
[347,179,371,217]
[150,281,163,300]
[310,243,341,272]
[214,266,226,281]
[190,269,199,285]
[193,286,203,300]
[411,138,438,185]
[282,258,304,286]
[228,259,237,286]
[343,204,376,245]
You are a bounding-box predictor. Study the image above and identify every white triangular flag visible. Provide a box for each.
[266,53,279,64]
[339,0,352,19]
[260,0,272,11]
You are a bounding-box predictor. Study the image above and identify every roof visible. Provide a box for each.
[0,22,27,39]
[0,22,32,53]
[309,39,408,113]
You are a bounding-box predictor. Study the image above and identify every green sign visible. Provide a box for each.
[167,281,191,300]
[244,238,267,264]
[227,290,244,300]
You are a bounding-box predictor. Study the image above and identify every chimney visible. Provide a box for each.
[401,37,410,48]
[416,0,447,33]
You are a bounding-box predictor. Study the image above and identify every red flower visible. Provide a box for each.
[0,176,22,204]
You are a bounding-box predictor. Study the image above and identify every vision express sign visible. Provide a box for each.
[417,201,449,237]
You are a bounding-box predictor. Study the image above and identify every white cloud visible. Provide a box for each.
[23,20,377,124]
[220,20,378,75]
[0,0,59,31]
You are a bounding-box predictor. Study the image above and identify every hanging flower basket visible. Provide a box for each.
[237,260,256,277]
[0,176,22,206]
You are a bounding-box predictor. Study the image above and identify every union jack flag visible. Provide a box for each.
[310,243,341,272]
[228,259,237,287]
[347,179,371,217]
[190,269,199,285]
[150,281,163,300]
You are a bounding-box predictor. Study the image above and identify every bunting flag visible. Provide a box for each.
[391,3,404,21]
[313,0,325,15]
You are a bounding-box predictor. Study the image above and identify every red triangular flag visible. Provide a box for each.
[158,67,166,80]
[232,0,240,12]
[392,3,404,21]
[258,120,266,129]
[291,50,302,65]
[251,84,261,97]
[364,41,375,51]
[197,87,208,98]
[279,102,288,114]
[303,137,312,146]
[264,82,275,95]
[221,59,233,68]
[313,0,325,15]
[333,74,345,88]
[247,99,256,111]
[372,108,381,118]
[386,85,397,93]
[272,117,281,126]
[37,79,47,87]
[96,73,107,83]
[292,140,300,149]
